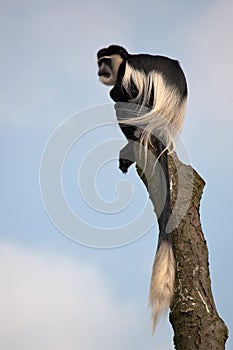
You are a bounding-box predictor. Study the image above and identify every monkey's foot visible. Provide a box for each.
[119,142,135,173]
[119,158,134,173]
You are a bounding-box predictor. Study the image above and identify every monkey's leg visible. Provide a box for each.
[114,102,139,173]
[155,139,172,239]
[117,123,138,174]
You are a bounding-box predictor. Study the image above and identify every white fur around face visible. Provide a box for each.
[99,75,115,86]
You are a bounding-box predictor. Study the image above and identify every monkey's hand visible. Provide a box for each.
[119,141,135,173]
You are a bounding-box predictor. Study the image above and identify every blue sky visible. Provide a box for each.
[1,0,233,349]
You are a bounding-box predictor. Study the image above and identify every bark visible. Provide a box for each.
[133,143,228,349]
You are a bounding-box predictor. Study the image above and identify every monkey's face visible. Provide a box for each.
[97,54,123,86]
[98,57,114,85]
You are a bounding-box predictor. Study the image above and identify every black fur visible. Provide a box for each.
[128,54,187,98]
[97,45,129,60]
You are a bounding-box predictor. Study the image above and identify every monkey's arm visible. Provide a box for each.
[110,84,139,173]
[114,102,138,173]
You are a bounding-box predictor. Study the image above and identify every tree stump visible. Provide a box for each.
[133,142,228,349]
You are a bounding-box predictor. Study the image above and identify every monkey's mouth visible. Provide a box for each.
[98,72,110,78]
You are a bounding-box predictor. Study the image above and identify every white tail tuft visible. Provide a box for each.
[149,240,175,332]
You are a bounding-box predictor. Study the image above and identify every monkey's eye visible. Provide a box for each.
[98,57,111,67]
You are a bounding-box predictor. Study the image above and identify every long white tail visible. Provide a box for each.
[149,240,175,331]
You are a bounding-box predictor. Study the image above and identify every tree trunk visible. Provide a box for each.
[133,142,228,349]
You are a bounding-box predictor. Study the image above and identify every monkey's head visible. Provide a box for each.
[97,45,128,86]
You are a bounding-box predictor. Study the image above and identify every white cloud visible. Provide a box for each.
[0,241,173,350]
[0,242,132,349]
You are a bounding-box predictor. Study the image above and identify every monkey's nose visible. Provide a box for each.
[98,69,110,77]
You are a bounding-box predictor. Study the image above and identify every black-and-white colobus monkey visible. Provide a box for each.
[97,45,187,330]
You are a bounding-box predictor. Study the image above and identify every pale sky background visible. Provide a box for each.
[1,0,233,349]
